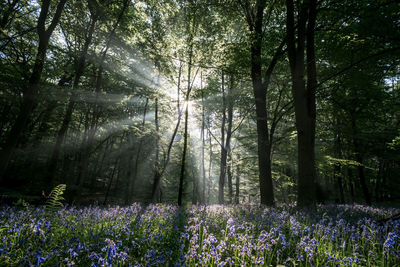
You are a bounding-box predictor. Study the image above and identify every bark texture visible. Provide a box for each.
[286,0,318,207]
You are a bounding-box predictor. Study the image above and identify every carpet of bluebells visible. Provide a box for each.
[0,204,399,266]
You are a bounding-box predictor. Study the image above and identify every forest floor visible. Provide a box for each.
[0,203,399,266]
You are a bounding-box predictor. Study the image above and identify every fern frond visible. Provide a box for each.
[45,184,66,212]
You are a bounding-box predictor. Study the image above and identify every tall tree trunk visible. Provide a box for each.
[347,167,355,204]
[381,162,388,201]
[31,75,72,144]
[235,155,240,204]
[241,0,277,206]
[151,64,182,203]
[104,157,119,205]
[375,158,385,202]
[208,116,213,203]
[218,72,226,204]
[75,116,98,200]
[178,60,192,205]
[178,95,189,206]
[103,132,126,204]
[223,75,234,204]
[178,2,199,206]
[34,100,59,143]
[0,0,67,181]
[286,0,317,207]
[124,135,135,205]
[153,97,160,201]
[46,15,97,185]
[75,0,129,202]
[201,72,206,204]
[91,138,112,189]
[129,98,148,203]
[192,166,198,205]
[227,155,233,204]
[350,114,371,205]
[226,78,234,204]
[152,62,161,203]
[334,133,344,203]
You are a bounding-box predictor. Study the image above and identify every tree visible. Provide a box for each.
[239,0,290,206]
[46,0,99,186]
[178,0,199,206]
[0,0,398,206]
[285,0,318,207]
[75,0,130,201]
[218,72,234,204]
[0,0,67,182]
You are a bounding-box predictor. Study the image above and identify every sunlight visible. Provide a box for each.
[183,99,194,112]
[2,0,398,264]
[181,99,203,139]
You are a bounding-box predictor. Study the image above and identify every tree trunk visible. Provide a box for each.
[34,100,59,143]
[334,133,344,203]
[46,15,97,185]
[381,162,388,201]
[350,114,371,205]
[177,3,199,205]
[152,63,161,203]
[235,155,240,204]
[178,39,194,206]
[151,64,182,203]
[241,0,276,206]
[0,0,67,181]
[375,158,385,202]
[153,97,160,201]
[218,72,226,204]
[227,155,233,204]
[75,0,129,202]
[178,95,189,206]
[31,74,72,144]
[104,157,119,205]
[124,135,135,205]
[192,167,198,205]
[201,72,206,204]
[90,138,112,189]
[208,116,213,203]
[129,98,148,203]
[75,117,98,201]
[286,0,317,207]
[226,76,234,204]
[347,167,355,204]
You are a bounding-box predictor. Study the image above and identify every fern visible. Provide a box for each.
[45,184,66,211]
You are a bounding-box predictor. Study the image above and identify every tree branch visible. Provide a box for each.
[317,46,400,88]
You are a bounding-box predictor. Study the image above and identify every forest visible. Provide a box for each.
[0,0,399,266]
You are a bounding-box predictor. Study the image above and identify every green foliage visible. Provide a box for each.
[388,136,400,151]
[45,184,66,212]
[324,155,362,167]
[12,198,30,208]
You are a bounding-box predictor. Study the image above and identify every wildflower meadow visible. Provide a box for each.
[0,203,399,266]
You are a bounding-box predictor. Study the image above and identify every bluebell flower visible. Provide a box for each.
[35,256,46,266]
[340,239,346,249]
